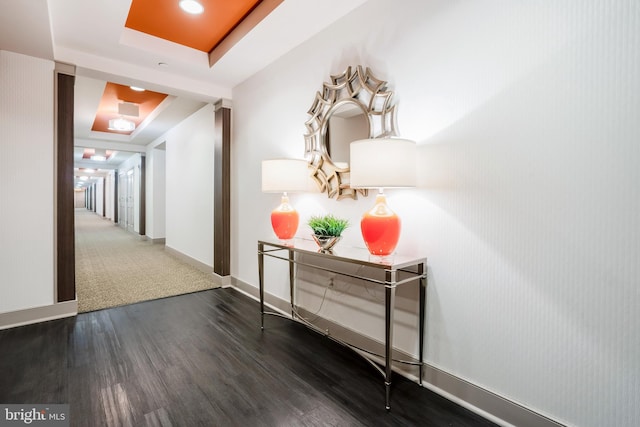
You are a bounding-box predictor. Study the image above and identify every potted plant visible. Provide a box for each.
[307,214,350,252]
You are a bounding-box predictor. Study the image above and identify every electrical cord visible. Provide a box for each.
[291,277,331,323]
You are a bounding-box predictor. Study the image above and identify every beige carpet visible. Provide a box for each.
[75,209,219,312]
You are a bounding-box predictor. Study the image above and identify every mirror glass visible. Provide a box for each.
[325,102,369,168]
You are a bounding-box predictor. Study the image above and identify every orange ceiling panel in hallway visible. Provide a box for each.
[91,83,168,135]
[125,0,262,52]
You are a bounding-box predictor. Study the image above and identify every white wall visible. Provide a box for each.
[231,1,640,426]
[145,143,166,239]
[165,105,215,267]
[104,170,114,220]
[0,51,55,313]
[95,177,104,216]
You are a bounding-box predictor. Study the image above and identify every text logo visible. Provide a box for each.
[0,405,69,427]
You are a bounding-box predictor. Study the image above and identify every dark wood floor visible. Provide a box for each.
[0,289,496,426]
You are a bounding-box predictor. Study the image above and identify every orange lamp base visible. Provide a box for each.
[360,193,401,256]
[271,194,299,240]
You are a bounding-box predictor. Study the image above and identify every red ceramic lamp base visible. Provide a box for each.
[360,193,400,256]
[271,194,299,241]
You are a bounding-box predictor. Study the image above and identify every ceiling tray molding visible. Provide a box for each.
[120,27,209,67]
[208,0,284,68]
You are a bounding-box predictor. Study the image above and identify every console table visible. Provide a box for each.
[258,238,427,410]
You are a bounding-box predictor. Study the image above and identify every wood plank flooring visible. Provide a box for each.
[0,289,496,426]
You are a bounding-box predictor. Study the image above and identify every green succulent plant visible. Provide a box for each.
[307,214,350,237]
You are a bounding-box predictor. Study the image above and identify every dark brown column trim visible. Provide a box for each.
[55,67,76,303]
[102,177,106,217]
[213,100,231,276]
[114,169,119,223]
[139,156,146,236]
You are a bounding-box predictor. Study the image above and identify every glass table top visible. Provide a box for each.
[259,237,426,270]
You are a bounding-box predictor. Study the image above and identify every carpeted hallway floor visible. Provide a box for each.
[75,209,219,312]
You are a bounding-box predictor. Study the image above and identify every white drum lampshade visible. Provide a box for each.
[261,159,316,241]
[350,138,416,189]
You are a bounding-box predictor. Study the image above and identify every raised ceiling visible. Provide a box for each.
[91,83,168,135]
[0,0,371,187]
[88,0,283,139]
[125,0,262,53]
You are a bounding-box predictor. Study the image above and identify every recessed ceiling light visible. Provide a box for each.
[158,62,169,68]
[130,86,145,92]
[179,0,204,14]
[108,117,136,132]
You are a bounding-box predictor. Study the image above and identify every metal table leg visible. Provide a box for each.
[418,262,426,385]
[258,242,265,330]
[289,248,295,318]
[384,269,397,410]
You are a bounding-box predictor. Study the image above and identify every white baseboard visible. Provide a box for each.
[230,277,564,427]
[164,245,229,287]
[0,300,77,330]
[165,245,213,274]
[217,274,231,287]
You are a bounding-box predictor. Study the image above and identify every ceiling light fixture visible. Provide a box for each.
[179,0,204,14]
[130,86,145,92]
[108,117,136,132]
[90,149,108,162]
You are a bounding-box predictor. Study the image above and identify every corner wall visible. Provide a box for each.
[95,177,104,216]
[231,1,640,426]
[164,104,215,267]
[145,143,166,240]
[0,50,55,313]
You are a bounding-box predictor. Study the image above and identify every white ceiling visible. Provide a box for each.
[0,0,368,184]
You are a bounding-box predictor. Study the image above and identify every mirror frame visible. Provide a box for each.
[304,66,398,200]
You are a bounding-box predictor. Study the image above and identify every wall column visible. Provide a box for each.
[114,169,118,223]
[102,177,106,217]
[55,62,75,303]
[139,156,146,236]
[213,99,231,277]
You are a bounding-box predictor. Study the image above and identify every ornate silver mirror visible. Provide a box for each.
[304,66,398,199]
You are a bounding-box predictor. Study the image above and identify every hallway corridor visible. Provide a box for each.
[75,209,219,312]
